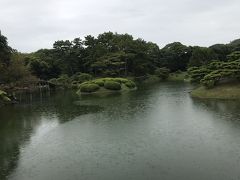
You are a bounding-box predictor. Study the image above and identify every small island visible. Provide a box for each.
[77,78,136,94]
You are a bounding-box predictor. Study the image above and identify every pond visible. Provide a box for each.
[1,82,240,180]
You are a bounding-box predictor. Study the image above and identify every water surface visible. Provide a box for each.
[1,82,240,180]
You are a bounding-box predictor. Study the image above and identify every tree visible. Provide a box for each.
[155,67,170,80]
[188,46,217,67]
[227,51,240,61]
[188,59,240,88]
[0,32,12,66]
[209,44,230,61]
[159,42,191,72]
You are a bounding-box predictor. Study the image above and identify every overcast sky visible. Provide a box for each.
[0,0,240,52]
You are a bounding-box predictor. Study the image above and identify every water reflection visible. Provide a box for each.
[1,83,240,180]
[0,90,103,179]
[192,99,240,124]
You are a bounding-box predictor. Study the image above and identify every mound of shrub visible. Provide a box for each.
[104,81,121,90]
[92,79,105,86]
[125,81,136,88]
[80,83,100,93]
[77,77,136,94]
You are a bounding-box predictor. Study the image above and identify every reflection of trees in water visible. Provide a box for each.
[192,99,240,123]
[51,90,104,123]
[0,106,42,179]
[0,90,103,179]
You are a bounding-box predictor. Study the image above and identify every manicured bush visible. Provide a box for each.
[124,80,136,89]
[92,79,104,86]
[80,83,100,93]
[102,78,115,82]
[104,81,121,90]
[77,77,136,94]
[114,78,129,83]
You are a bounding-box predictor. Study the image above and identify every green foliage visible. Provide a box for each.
[91,52,127,76]
[2,30,240,89]
[28,32,162,78]
[49,73,92,88]
[188,59,240,88]
[159,42,191,71]
[92,79,104,86]
[227,51,240,61]
[124,80,136,89]
[113,78,129,83]
[0,32,37,89]
[0,53,36,85]
[188,67,211,83]
[209,44,231,61]
[48,78,58,84]
[0,90,10,102]
[154,67,170,80]
[228,39,240,51]
[188,47,217,67]
[78,77,136,93]
[104,81,121,90]
[0,33,12,66]
[71,73,93,83]
[80,83,100,93]
[201,80,216,89]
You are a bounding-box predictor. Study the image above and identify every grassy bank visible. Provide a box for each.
[191,83,240,100]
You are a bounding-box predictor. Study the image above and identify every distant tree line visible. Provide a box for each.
[1,31,240,87]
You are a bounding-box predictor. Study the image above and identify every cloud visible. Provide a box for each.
[0,0,239,52]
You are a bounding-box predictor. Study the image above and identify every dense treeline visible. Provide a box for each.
[0,32,36,88]
[1,31,240,87]
[188,51,240,88]
[26,33,162,79]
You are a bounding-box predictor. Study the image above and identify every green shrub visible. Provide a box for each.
[80,83,100,93]
[124,80,136,89]
[202,80,215,89]
[56,74,71,85]
[114,78,129,83]
[71,73,93,83]
[102,78,115,82]
[155,67,170,80]
[188,67,210,83]
[0,90,11,102]
[49,78,58,84]
[92,79,104,86]
[77,77,136,94]
[104,81,121,90]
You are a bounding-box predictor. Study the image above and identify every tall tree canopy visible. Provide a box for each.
[1,30,240,84]
[0,32,12,66]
